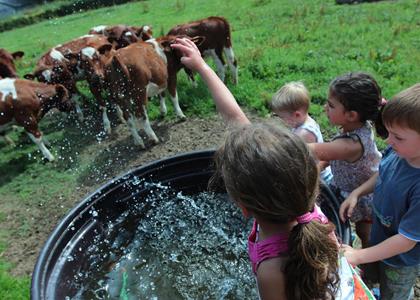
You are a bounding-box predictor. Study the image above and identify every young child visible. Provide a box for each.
[172,37,375,300]
[340,83,420,300]
[270,81,333,183]
[306,72,384,250]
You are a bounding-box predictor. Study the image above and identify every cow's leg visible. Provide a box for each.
[115,105,126,124]
[89,83,111,134]
[127,113,145,148]
[184,67,197,87]
[27,132,54,162]
[208,49,226,82]
[139,104,159,144]
[71,93,84,121]
[167,73,186,120]
[133,88,159,144]
[17,114,54,161]
[223,47,238,84]
[117,95,145,148]
[0,134,16,147]
[169,91,186,120]
[158,92,167,117]
[100,106,111,135]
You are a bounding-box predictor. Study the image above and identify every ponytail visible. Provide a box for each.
[374,100,388,139]
[285,221,339,300]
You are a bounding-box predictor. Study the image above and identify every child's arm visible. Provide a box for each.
[339,172,379,221]
[294,128,317,143]
[257,258,287,300]
[171,38,250,125]
[308,137,363,162]
[342,233,416,265]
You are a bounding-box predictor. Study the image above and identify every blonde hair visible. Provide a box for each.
[270,81,310,112]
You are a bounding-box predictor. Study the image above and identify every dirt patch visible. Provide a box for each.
[2,110,265,277]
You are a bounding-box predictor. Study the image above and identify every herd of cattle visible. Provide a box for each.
[0,16,238,161]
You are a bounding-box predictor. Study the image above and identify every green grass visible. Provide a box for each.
[1,0,419,297]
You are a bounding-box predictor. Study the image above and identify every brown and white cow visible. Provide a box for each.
[0,48,24,79]
[0,78,74,161]
[167,16,238,84]
[89,24,153,49]
[24,35,114,130]
[104,35,201,147]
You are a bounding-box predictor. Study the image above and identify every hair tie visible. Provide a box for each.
[380,97,387,107]
[296,209,320,224]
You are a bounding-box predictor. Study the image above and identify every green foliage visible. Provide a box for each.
[0,259,30,300]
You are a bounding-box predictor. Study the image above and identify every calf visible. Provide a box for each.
[24,35,113,128]
[89,24,153,49]
[104,35,200,147]
[0,48,24,79]
[167,16,238,84]
[0,78,74,161]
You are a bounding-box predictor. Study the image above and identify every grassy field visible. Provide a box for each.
[1,0,419,298]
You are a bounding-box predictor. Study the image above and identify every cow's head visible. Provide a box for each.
[157,35,205,70]
[70,44,113,85]
[0,49,24,78]
[131,25,153,41]
[104,26,139,49]
[52,84,74,113]
[25,62,72,85]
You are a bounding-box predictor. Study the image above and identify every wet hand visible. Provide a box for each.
[339,193,358,222]
[341,244,361,266]
[171,38,206,72]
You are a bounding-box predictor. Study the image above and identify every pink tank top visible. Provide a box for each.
[248,205,329,274]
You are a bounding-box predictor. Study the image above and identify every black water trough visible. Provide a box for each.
[31,150,351,300]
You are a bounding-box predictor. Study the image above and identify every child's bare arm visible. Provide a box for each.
[339,172,379,221]
[294,128,317,143]
[257,259,287,300]
[308,137,363,162]
[171,38,249,125]
[342,233,416,265]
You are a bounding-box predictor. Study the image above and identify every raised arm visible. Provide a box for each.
[171,38,250,125]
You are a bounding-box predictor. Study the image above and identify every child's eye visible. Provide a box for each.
[395,136,403,141]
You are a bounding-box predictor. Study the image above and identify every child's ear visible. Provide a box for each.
[238,203,250,218]
[346,110,359,122]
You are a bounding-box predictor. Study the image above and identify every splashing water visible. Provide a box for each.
[66,182,257,300]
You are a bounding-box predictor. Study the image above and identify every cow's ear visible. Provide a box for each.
[55,84,67,98]
[24,73,35,80]
[160,40,173,52]
[190,36,205,47]
[12,51,24,59]
[98,44,113,55]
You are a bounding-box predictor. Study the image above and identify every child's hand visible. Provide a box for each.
[171,38,206,73]
[339,193,358,222]
[341,244,361,266]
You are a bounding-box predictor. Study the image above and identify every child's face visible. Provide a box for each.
[386,123,420,164]
[324,93,347,126]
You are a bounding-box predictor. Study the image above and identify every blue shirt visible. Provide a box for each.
[370,147,420,267]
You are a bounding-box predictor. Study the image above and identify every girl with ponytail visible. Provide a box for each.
[171,38,374,299]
